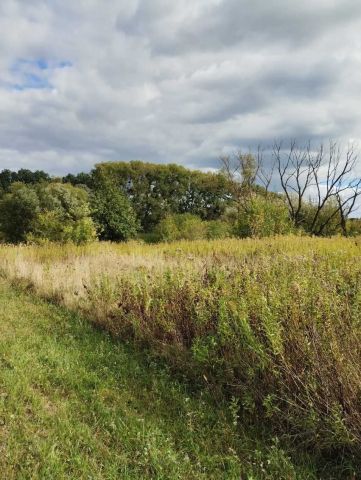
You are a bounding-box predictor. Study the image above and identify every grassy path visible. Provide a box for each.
[0,281,318,479]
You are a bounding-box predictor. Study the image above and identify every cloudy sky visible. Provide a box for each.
[1,0,361,175]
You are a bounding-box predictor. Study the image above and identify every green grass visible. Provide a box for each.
[0,280,323,479]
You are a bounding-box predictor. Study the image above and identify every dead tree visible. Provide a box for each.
[273,140,361,235]
[273,140,317,227]
[220,151,259,215]
[256,145,276,195]
[220,141,361,236]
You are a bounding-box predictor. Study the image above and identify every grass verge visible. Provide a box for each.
[0,280,325,479]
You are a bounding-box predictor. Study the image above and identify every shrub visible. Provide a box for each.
[0,183,40,243]
[27,212,96,245]
[300,198,343,236]
[30,183,96,244]
[0,182,96,244]
[155,214,206,242]
[236,195,293,238]
[205,220,231,240]
[347,218,361,236]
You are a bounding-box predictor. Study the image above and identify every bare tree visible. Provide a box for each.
[256,145,276,195]
[273,140,317,227]
[273,140,361,235]
[220,153,242,217]
[220,150,259,215]
[220,140,361,236]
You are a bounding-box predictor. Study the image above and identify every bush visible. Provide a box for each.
[0,183,40,243]
[347,218,361,236]
[27,212,96,245]
[0,182,96,244]
[236,195,293,238]
[205,220,231,240]
[155,214,206,242]
[30,183,96,244]
[300,198,342,236]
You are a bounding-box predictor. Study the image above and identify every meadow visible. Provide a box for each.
[1,235,361,477]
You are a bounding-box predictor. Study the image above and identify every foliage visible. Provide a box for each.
[300,198,343,236]
[221,143,361,237]
[0,182,96,244]
[62,172,94,189]
[91,177,139,241]
[153,215,231,243]
[205,220,231,239]
[155,213,207,242]
[235,195,294,238]
[239,153,258,192]
[0,182,40,242]
[0,168,50,191]
[92,161,232,231]
[28,212,96,245]
[347,218,361,236]
[30,183,96,244]
[1,160,358,243]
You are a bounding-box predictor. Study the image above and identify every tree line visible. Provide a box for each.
[1,141,360,244]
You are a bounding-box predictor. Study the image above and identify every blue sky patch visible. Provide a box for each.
[13,73,52,91]
[36,59,48,70]
[9,57,73,91]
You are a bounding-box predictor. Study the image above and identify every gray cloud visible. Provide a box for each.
[119,0,361,53]
[0,0,360,175]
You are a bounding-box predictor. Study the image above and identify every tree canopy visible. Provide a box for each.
[91,175,139,241]
[92,161,232,231]
[0,182,96,244]
[0,169,50,191]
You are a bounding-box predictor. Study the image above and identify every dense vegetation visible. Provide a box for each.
[1,236,360,477]
[0,155,360,245]
[0,182,96,244]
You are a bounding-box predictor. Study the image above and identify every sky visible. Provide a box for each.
[1,0,361,176]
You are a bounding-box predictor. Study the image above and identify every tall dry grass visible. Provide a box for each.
[1,235,361,456]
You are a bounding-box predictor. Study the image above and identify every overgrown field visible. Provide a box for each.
[2,280,298,479]
[1,236,361,474]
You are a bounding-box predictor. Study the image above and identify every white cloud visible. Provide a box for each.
[0,0,361,174]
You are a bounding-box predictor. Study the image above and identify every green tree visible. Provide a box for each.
[0,182,96,244]
[16,169,50,184]
[92,161,232,231]
[62,172,93,189]
[28,183,96,244]
[240,153,258,192]
[0,169,50,194]
[0,183,40,243]
[91,178,139,241]
[28,211,96,244]
[0,169,13,192]
[300,198,342,236]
